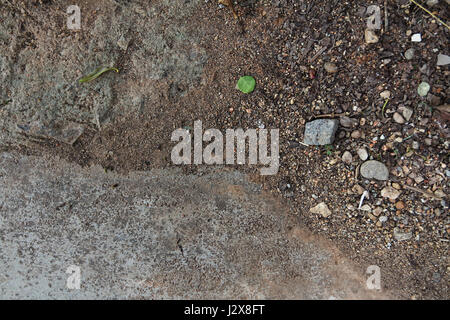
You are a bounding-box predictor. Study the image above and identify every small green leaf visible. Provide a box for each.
[79,66,119,83]
[237,76,256,94]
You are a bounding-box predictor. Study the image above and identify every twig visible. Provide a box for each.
[313,112,349,119]
[402,184,445,201]
[409,0,450,30]
[309,46,328,63]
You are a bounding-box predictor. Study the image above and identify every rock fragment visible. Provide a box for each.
[310,202,332,218]
[398,106,413,121]
[437,53,450,66]
[381,186,401,200]
[365,29,379,44]
[417,82,430,97]
[411,33,422,42]
[360,160,389,180]
[303,119,339,146]
[339,116,358,128]
[342,151,353,164]
[357,148,368,161]
[393,112,405,124]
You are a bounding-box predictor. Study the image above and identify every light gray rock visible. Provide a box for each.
[398,106,413,121]
[310,202,332,218]
[437,53,450,66]
[426,0,439,6]
[303,119,339,145]
[381,186,401,200]
[405,48,415,60]
[418,82,430,96]
[393,112,405,124]
[365,29,379,44]
[360,160,389,180]
[342,151,353,164]
[357,148,368,161]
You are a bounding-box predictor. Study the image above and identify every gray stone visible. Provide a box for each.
[360,160,389,180]
[310,202,332,218]
[405,48,415,60]
[398,106,413,121]
[393,112,405,124]
[418,82,430,96]
[342,151,353,164]
[381,186,401,200]
[437,53,450,66]
[303,119,339,145]
[339,116,358,128]
[357,148,368,161]
[426,0,439,6]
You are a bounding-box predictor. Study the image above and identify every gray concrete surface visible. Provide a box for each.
[0,0,207,146]
[0,152,389,299]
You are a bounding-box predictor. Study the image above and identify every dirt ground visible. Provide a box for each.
[0,0,449,299]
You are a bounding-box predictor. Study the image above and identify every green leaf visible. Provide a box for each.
[237,76,256,94]
[79,66,119,83]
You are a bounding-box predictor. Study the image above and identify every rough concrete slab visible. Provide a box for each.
[0,152,390,299]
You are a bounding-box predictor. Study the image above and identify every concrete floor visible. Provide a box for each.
[0,152,390,299]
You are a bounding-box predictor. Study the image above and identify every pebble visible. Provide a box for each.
[437,53,450,66]
[303,119,339,145]
[412,141,419,150]
[342,151,353,164]
[117,35,129,50]
[395,201,405,210]
[393,112,405,124]
[357,148,368,161]
[324,62,338,73]
[352,184,365,195]
[398,106,413,121]
[360,160,389,181]
[405,48,415,60]
[380,90,391,99]
[394,228,412,241]
[351,130,361,139]
[411,33,422,42]
[417,82,430,97]
[379,216,388,223]
[339,116,358,128]
[310,202,332,218]
[381,186,402,200]
[426,0,439,6]
[373,207,383,216]
[365,29,379,44]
